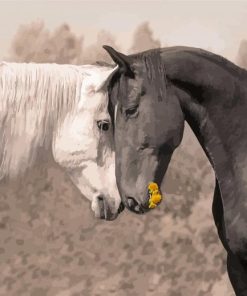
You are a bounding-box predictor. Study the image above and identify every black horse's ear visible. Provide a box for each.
[103,45,134,78]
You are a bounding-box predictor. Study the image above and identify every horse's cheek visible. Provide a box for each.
[53,113,98,164]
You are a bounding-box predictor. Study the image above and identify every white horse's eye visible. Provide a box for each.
[97,120,110,131]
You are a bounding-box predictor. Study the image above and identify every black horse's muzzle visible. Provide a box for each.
[125,196,150,214]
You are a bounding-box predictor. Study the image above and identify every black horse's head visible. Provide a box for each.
[104,46,185,214]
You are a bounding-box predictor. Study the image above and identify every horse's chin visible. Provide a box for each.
[101,212,119,221]
[93,210,119,221]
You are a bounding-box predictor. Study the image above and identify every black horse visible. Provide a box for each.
[103,45,247,295]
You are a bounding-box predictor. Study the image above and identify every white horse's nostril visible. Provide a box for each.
[96,195,105,219]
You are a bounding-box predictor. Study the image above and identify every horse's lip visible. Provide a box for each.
[124,200,147,214]
[98,197,119,220]
[104,213,119,221]
[98,198,105,219]
[141,202,153,212]
[132,193,163,212]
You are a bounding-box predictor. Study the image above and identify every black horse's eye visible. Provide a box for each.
[125,105,139,118]
[97,120,110,131]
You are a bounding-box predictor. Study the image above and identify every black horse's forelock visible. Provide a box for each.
[107,48,168,123]
[135,49,167,101]
[107,70,121,129]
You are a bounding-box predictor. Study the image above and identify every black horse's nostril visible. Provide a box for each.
[126,197,145,214]
[127,197,139,210]
[118,202,125,214]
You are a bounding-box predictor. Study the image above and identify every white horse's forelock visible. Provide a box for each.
[0,62,106,179]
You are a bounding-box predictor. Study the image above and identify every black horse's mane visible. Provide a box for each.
[108,46,247,121]
[132,46,247,79]
[180,47,247,78]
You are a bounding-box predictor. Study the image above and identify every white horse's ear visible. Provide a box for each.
[81,66,118,95]
[95,66,119,92]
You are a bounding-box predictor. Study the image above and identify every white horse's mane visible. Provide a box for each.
[0,62,100,179]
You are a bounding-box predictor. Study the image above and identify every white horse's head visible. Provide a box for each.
[52,65,123,220]
[0,62,123,221]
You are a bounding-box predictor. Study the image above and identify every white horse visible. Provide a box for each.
[0,61,123,220]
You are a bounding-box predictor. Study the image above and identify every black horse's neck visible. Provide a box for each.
[162,47,247,208]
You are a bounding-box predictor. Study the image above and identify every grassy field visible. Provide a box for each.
[0,125,235,296]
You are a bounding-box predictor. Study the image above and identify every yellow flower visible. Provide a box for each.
[148,182,162,209]
[148,182,159,192]
[149,201,157,209]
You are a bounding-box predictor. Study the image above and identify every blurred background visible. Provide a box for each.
[1,1,247,295]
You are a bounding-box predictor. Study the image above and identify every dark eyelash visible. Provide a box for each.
[125,105,139,118]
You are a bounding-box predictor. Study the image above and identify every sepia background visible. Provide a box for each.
[1,1,247,295]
